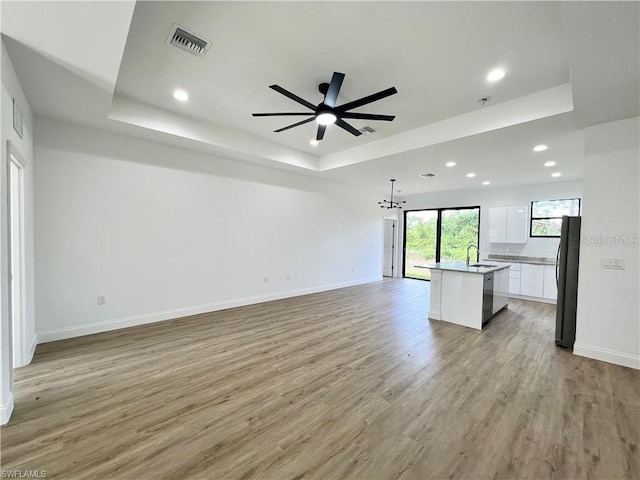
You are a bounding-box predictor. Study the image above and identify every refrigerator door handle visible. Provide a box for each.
[556,243,561,287]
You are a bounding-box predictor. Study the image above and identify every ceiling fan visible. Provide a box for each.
[252,72,397,141]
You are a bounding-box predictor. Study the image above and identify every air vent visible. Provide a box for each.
[419,173,437,178]
[358,125,378,135]
[167,24,211,58]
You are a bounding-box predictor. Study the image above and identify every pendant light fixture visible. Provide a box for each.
[378,179,406,209]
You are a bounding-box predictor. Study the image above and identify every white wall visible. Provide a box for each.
[1,39,36,424]
[34,118,383,342]
[575,117,639,369]
[401,180,583,261]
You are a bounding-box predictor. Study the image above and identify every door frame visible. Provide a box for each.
[7,141,27,368]
[382,217,397,277]
[402,205,481,281]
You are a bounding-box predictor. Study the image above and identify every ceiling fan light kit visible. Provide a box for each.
[253,71,397,142]
[316,111,337,126]
[379,179,406,210]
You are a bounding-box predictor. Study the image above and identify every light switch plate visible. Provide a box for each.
[601,258,625,269]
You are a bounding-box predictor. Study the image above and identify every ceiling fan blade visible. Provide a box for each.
[269,85,317,111]
[341,112,396,121]
[273,117,315,133]
[316,124,327,141]
[335,118,362,136]
[337,87,398,112]
[324,72,345,108]
[252,112,315,117]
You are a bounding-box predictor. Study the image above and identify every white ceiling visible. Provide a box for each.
[114,1,570,156]
[1,1,638,196]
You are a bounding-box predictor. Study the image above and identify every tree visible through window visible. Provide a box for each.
[404,207,480,280]
[530,198,581,237]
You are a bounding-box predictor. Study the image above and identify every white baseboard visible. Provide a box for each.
[573,343,640,370]
[1,392,14,425]
[37,277,382,344]
[27,337,37,364]
[509,294,556,305]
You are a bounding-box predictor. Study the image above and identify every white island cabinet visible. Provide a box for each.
[422,262,510,330]
[493,267,509,314]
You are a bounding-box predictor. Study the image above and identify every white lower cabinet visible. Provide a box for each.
[508,264,521,295]
[508,279,520,295]
[520,264,544,298]
[542,265,558,300]
[484,259,556,302]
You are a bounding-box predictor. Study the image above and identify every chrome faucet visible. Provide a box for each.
[466,245,479,265]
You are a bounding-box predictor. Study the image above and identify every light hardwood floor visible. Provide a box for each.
[1,279,638,479]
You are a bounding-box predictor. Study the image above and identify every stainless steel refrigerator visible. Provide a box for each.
[555,216,581,349]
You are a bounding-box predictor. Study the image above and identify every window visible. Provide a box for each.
[530,198,581,237]
[403,206,480,280]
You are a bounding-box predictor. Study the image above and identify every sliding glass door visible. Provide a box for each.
[404,210,438,280]
[440,207,481,262]
[403,206,480,281]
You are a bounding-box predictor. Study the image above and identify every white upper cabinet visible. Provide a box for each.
[506,206,528,243]
[489,206,528,243]
[489,207,508,243]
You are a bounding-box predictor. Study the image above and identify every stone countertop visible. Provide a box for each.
[486,254,556,265]
[415,261,510,275]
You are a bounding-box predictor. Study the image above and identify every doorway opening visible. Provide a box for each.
[8,147,26,368]
[403,206,480,281]
[382,218,397,277]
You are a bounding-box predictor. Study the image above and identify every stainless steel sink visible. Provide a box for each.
[469,263,497,268]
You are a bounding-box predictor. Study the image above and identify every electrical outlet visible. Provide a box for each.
[97,295,106,305]
[601,258,625,270]
[264,277,269,284]
[286,274,291,281]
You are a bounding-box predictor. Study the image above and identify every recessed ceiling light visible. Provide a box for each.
[486,67,506,82]
[533,144,548,152]
[544,161,557,167]
[173,89,190,102]
[551,172,562,177]
[482,181,491,185]
[445,161,457,167]
[466,172,476,178]
[309,139,319,146]
[316,112,337,126]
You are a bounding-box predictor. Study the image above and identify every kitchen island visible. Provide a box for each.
[417,262,510,330]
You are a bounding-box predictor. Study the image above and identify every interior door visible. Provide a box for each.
[8,153,26,367]
[382,219,396,277]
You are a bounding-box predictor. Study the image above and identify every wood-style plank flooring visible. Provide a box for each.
[1,279,638,479]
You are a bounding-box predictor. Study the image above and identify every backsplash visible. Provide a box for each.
[486,253,556,265]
